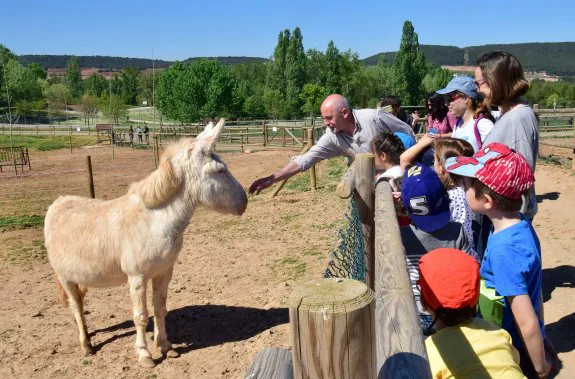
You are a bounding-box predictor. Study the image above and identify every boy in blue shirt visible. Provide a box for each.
[445,142,556,378]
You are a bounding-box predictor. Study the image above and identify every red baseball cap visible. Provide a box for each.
[444,142,535,200]
[418,248,480,310]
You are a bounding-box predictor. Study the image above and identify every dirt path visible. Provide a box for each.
[0,146,573,378]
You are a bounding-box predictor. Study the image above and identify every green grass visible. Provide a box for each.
[3,240,47,265]
[0,215,44,230]
[0,135,98,151]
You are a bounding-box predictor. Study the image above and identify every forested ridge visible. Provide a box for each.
[363,42,575,76]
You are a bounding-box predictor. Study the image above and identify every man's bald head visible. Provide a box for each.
[321,94,349,114]
[320,94,355,135]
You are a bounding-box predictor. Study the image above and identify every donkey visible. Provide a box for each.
[44,119,247,367]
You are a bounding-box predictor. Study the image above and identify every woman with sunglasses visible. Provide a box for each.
[437,76,495,152]
[413,92,457,137]
[474,51,538,221]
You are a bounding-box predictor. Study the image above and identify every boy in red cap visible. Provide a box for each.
[445,143,558,378]
[419,248,524,378]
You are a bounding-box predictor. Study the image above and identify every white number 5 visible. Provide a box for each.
[409,196,430,215]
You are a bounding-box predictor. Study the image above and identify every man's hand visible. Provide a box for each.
[248,175,276,194]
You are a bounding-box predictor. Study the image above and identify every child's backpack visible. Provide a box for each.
[454,115,484,150]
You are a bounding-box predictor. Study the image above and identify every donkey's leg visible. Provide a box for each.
[152,267,179,358]
[59,279,93,356]
[128,275,154,368]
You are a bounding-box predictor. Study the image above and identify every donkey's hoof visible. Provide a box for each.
[82,343,94,356]
[139,356,156,368]
[164,349,179,358]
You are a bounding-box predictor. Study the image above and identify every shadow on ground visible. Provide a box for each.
[536,192,560,203]
[542,265,575,302]
[89,304,289,356]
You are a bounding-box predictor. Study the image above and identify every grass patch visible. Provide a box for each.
[0,215,44,230]
[0,135,98,151]
[284,171,311,192]
[3,240,47,265]
[538,155,566,167]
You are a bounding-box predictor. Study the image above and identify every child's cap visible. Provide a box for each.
[436,76,479,100]
[401,163,450,233]
[444,142,534,200]
[418,248,480,310]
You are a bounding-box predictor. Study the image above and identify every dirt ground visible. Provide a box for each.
[0,143,573,378]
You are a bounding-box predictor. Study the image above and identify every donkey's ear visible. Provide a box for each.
[195,121,214,141]
[197,118,225,152]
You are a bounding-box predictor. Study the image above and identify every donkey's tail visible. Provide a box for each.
[55,275,88,307]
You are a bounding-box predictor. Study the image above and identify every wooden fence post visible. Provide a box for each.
[354,153,375,290]
[374,181,431,378]
[86,155,95,198]
[263,121,267,147]
[289,278,376,379]
[307,128,316,192]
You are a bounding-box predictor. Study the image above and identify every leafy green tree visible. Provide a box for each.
[422,66,453,93]
[306,49,327,86]
[263,88,284,119]
[156,59,237,122]
[300,83,327,117]
[120,67,140,105]
[325,41,344,94]
[231,62,267,117]
[138,71,158,106]
[83,73,107,97]
[44,83,70,121]
[265,29,291,118]
[80,94,99,125]
[99,95,127,125]
[285,27,307,117]
[2,59,43,108]
[392,21,428,105]
[65,56,83,99]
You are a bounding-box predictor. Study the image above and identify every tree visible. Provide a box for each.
[65,56,83,99]
[285,27,307,117]
[80,94,99,125]
[2,59,43,113]
[100,95,127,125]
[156,59,237,122]
[27,63,47,80]
[392,21,428,105]
[120,67,140,105]
[265,29,291,118]
[422,66,453,93]
[83,73,107,97]
[44,83,70,122]
[300,83,328,117]
[138,71,158,106]
[325,41,344,94]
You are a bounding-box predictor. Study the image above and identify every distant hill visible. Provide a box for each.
[362,42,575,76]
[18,55,268,70]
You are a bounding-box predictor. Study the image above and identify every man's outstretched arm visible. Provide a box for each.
[248,161,302,194]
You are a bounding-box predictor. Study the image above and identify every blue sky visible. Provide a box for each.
[3,0,575,61]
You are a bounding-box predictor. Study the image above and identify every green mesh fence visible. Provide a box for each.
[323,196,366,282]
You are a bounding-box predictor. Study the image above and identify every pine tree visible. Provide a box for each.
[325,41,343,94]
[285,27,307,117]
[392,21,427,105]
[65,56,83,99]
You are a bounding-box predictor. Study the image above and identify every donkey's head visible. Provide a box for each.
[134,119,247,215]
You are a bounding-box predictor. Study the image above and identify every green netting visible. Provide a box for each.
[323,196,366,282]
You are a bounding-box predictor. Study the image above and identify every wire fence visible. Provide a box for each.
[323,195,366,281]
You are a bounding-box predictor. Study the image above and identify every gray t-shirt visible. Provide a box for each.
[292,109,415,171]
[483,105,539,218]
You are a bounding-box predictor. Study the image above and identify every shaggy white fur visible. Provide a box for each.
[44,119,247,367]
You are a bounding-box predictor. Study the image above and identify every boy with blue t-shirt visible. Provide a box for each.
[445,142,557,378]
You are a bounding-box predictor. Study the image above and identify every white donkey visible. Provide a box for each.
[44,119,247,367]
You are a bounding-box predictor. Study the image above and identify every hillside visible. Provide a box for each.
[363,42,575,76]
[18,55,268,70]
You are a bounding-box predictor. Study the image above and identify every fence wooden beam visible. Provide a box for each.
[354,153,375,290]
[306,129,316,192]
[85,155,95,199]
[289,278,376,379]
[374,181,431,379]
[245,348,294,379]
[336,163,356,199]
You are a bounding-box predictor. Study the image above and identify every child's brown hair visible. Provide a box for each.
[434,138,474,188]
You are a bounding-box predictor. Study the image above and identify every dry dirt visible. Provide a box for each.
[0,143,573,378]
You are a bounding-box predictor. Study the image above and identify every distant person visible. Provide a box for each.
[419,248,524,378]
[136,126,143,143]
[445,143,560,378]
[248,94,415,194]
[412,92,457,137]
[399,162,473,334]
[143,124,150,144]
[437,75,495,152]
[378,95,411,125]
[129,125,134,144]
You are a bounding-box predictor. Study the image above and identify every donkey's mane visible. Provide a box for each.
[129,139,194,208]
